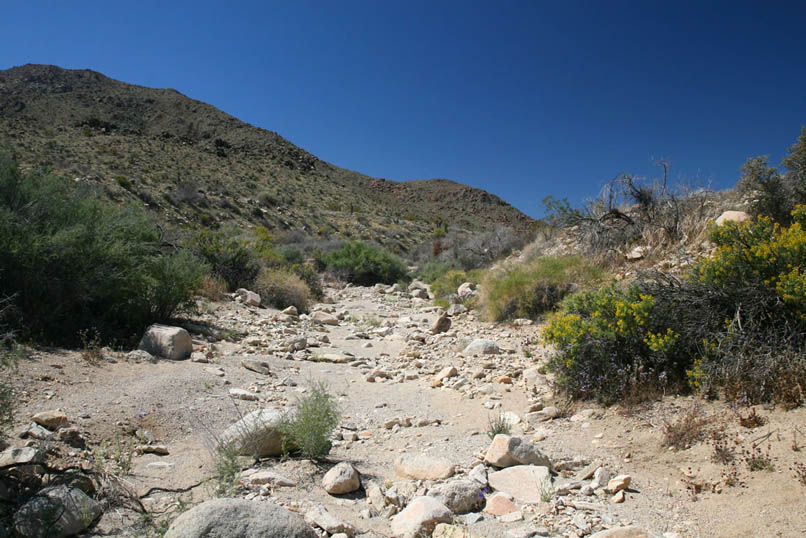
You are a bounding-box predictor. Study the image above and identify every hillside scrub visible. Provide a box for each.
[325,240,409,286]
[0,154,208,346]
[544,209,806,406]
[252,267,312,313]
[482,256,605,322]
[429,269,483,308]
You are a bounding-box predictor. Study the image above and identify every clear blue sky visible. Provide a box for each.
[3,1,806,218]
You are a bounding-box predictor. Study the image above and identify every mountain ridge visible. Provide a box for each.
[0,64,534,252]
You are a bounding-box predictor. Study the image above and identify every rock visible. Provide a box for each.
[411,288,429,299]
[487,465,551,504]
[715,210,751,227]
[447,304,467,316]
[435,366,458,381]
[626,246,648,261]
[408,280,428,292]
[20,423,53,440]
[394,454,455,480]
[14,485,101,538]
[612,489,625,503]
[164,498,316,538]
[241,359,271,375]
[137,444,169,455]
[484,435,552,469]
[0,446,41,467]
[499,510,523,522]
[589,527,651,538]
[483,492,519,516]
[430,313,452,335]
[32,410,68,430]
[57,427,86,449]
[229,388,259,401]
[219,409,286,458]
[283,305,299,316]
[190,351,208,363]
[127,349,154,362]
[139,324,193,360]
[235,288,261,307]
[390,496,451,538]
[607,474,631,493]
[240,469,296,487]
[311,311,339,325]
[305,504,356,536]
[525,406,561,423]
[468,463,488,486]
[590,467,612,490]
[457,282,476,298]
[463,339,499,355]
[366,482,387,508]
[323,462,361,494]
[427,479,483,514]
[433,523,485,537]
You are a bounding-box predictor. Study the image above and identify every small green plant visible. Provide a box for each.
[112,435,134,474]
[539,477,555,502]
[279,379,341,459]
[213,441,242,495]
[487,413,512,439]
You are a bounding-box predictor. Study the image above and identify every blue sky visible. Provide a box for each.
[3,1,806,218]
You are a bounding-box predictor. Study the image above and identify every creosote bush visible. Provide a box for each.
[252,267,312,313]
[0,154,208,346]
[325,240,409,286]
[482,256,604,321]
[279,380,340,460]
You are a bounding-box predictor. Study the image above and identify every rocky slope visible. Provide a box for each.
[0,64,534,252]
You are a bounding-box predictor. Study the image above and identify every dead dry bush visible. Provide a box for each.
[662,403,714,450]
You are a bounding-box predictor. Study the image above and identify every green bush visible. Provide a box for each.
[189,229,260,290]
[420,261,453,284]
[0,155,208,346]
[544,209,806,406]
[325,241,408,286]
[483,256,604,321]
[252,268,312,313]
[279,380,341,459]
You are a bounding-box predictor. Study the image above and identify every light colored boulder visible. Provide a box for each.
[484,435,552,469]
[390,496,451,538]
[457,282,476,298]
[463,339,499,355]
[447,304,467,316]
[283,305,299,316]
[32,410,69,430]
[483,492,519,516]
[394,454,455,480]
[0,446,42,467]
[626,246,648,261]
[229,388,259,401]
[715,210,751,227]
[607,474,632,493]
[430,313,451,335]
[240,469,296,487]
[311,311,339,325]
[139,324,192,360]
[304,504,356,536]
[427,479,483,514]
[488,465,551,504]
[241,358,271,375]
[433,523,486,537]
[235,288,261,307]
[323,462,361,494]
[14,485,101,538]
[411,288,429,299]
[219,408,286,458]
[164,498,316,538]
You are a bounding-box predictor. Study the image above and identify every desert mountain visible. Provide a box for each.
[0,64,534,251]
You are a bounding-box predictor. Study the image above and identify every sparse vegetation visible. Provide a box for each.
[486,413,512,439]
[482,255,604,321]
[278,379,341,459]
[741,442,776,472]
[252,267,312,313]
[662,404,712,450]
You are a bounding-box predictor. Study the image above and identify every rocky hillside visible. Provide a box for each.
[0,64,534,252]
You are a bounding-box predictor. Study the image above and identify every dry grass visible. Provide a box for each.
[662,403,714,450]
[199,274,228,300]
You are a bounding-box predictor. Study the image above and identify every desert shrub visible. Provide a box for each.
[543,284,683,404]
[430,270,471,301]
[325,240,409,285]
[482,256,604,321]
[277,244,304,265]
[199,274,229,300]
[190,228,260,290]
[420,260,453,284]
[253,268,312,313]
[0,155,208,346]
[279,380,341,459]
[0,295,18,435]
[289,262,323,300]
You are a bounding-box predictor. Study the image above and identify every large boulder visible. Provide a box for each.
[139,324,192,360]
[390,496,451,538]
[427,479,483,514]
[14,485,102,538]
[322,462,361,495]
[463,339,499,355]
[484,435,552,469]
[457,282,476,299]
[235,288,261,307]
[487,465,551,504]
[715,210,751,227]
[394,454,455,480]
[219,409,286,458]
[164,498,316,538]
